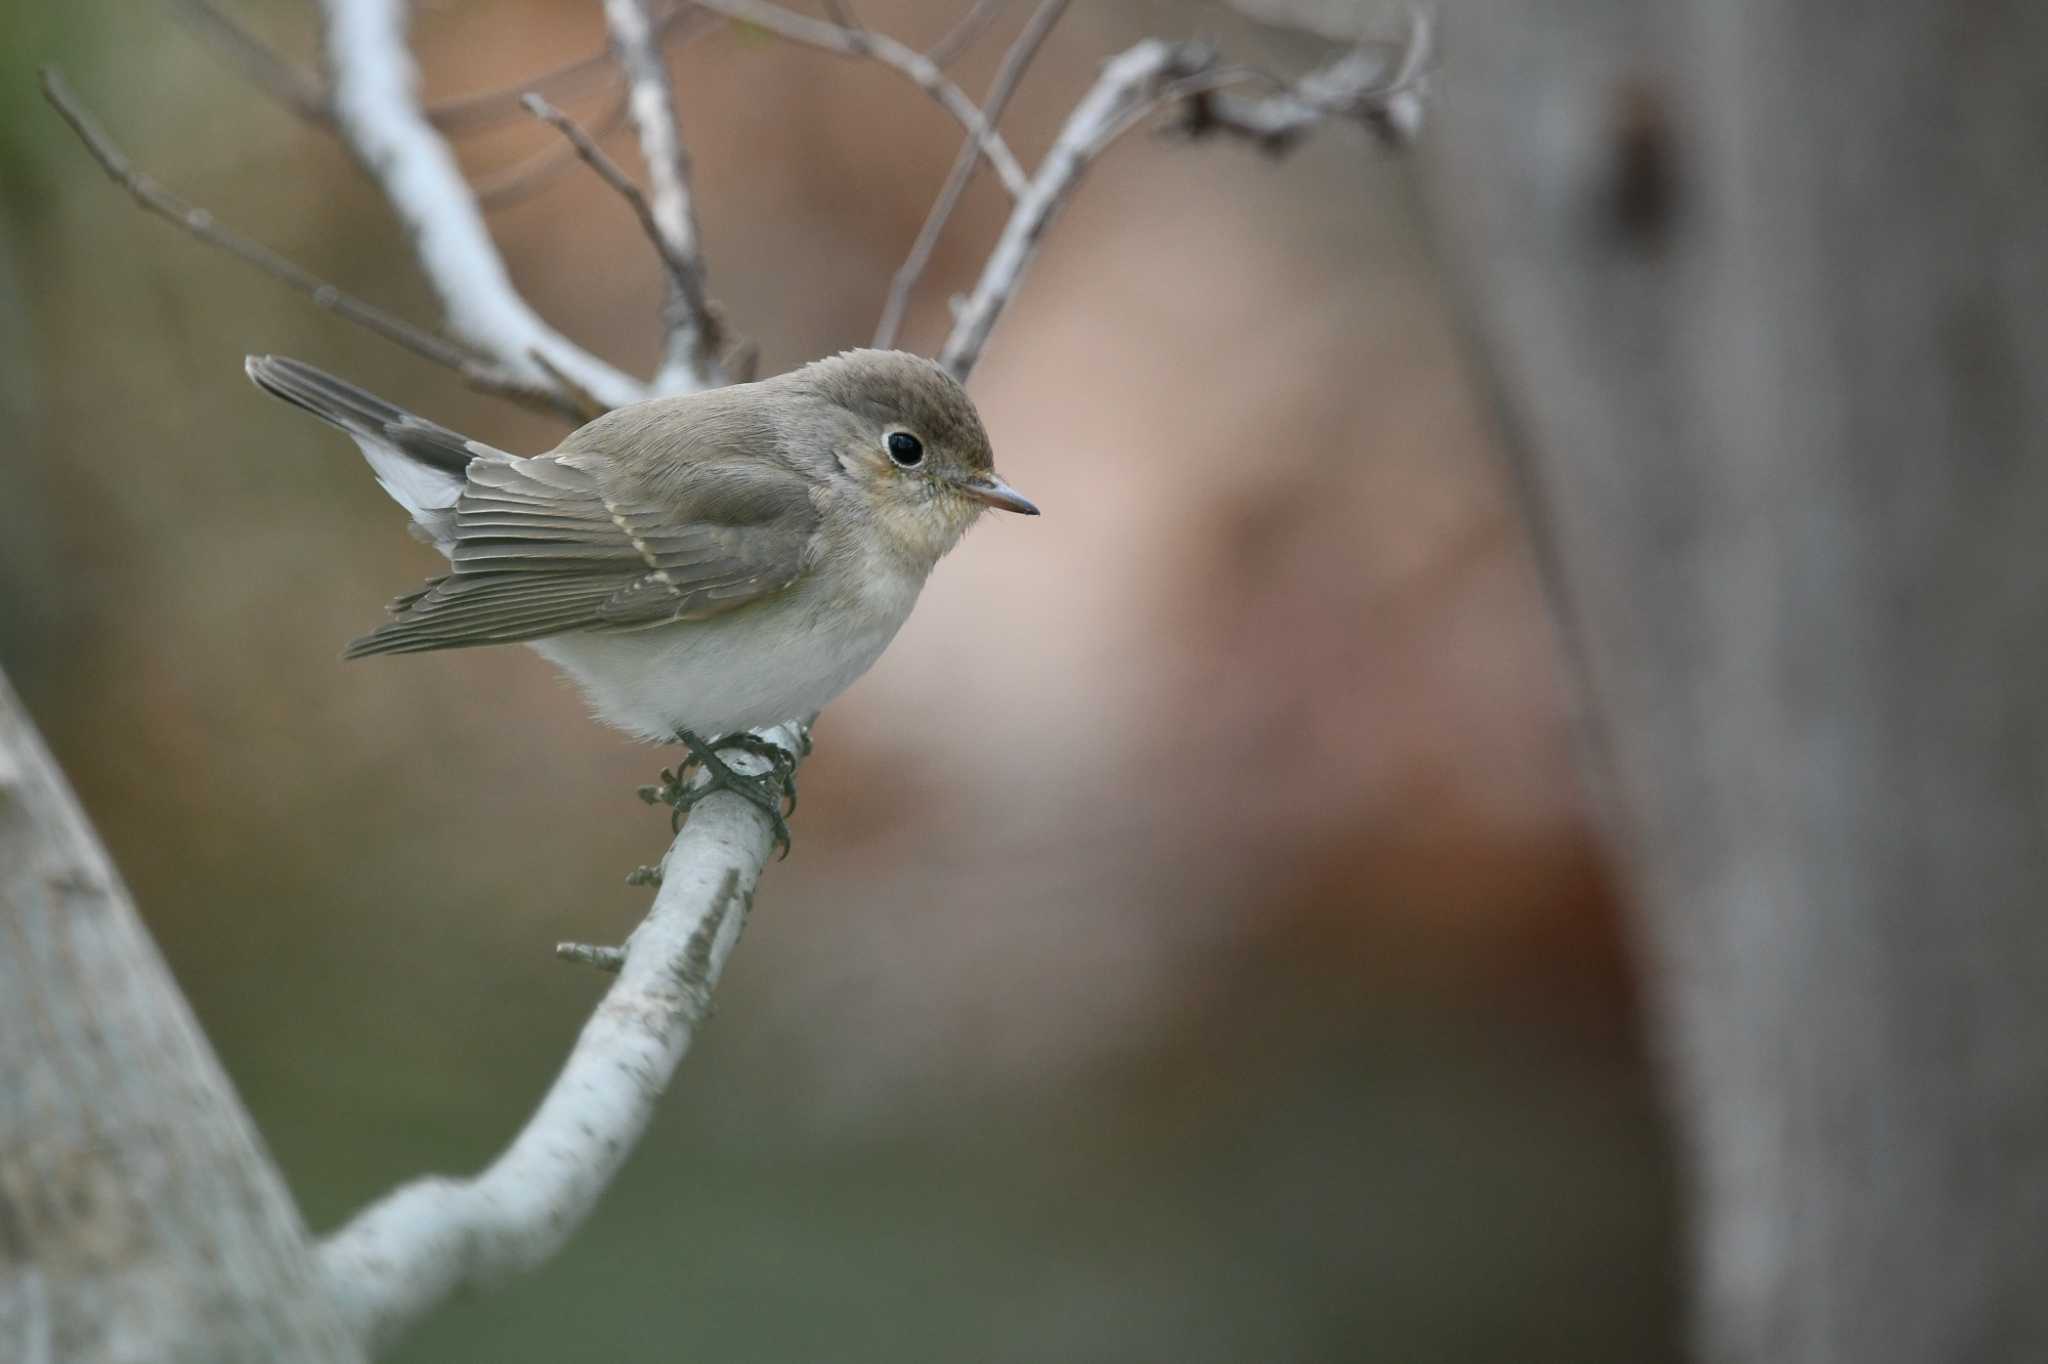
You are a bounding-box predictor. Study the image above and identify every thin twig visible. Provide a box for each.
[925,0,1009,67]
[475,87,633,208]
[167,0,331,123]
[1174,8,1434,151]
[693,0,1028,198]
[37,67,577,419]
[555,941,626,973]
[521,89,717,380]
[874,0,1070,349]
[319,0,646,409]
[938,40,1212,379]
[604,0,724,391]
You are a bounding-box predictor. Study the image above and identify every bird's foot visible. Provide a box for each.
[640,729,799,858]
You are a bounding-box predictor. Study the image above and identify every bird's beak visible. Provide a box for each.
[952,472,1040,515]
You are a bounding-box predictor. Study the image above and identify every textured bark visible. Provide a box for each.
[1423,2,2048,1360]
[0,670,362,1364]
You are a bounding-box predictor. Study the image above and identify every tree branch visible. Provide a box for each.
[317,0,648,409]
[476,87,633,208]
[37,68,579,420]
[690,0,1029,198]
[604,0,725,392]
[1174,9,1432,152]
[317,724,800,1352]
[167,0,332,124]
[874,0,1070,349]
[924,0,1010,68]
[0,668,366,1363]
[939,39,1211,380]
[936,9,1432,378]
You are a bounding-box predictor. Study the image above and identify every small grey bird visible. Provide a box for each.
[247,350,1037,848]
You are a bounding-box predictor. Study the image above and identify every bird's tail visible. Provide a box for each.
[245,355,492,534]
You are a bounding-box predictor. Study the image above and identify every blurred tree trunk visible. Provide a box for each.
[1422,2,2048,1360]
[0,670,362,1364]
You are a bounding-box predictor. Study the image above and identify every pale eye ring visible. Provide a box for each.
[886,431,925,467]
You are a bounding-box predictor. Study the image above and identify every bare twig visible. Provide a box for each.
[692,0,1028,198]
[319,726,802,1352]
[319,0,646,409]
[475,87,633,208]
[939,40,1212,379]
[554,941,626,973]
[936,11,1432,376]
[925,0,1010,67]
[168,0,331,123]
[604,0,725,392]
[37,68,577,419]
[1175,8,1434,151]
[521,89,718,384]
[874,0,1070,349]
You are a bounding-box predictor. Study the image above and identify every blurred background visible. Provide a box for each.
[0,1,1677,1358]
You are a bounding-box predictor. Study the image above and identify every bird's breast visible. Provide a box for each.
[531,560,926,742]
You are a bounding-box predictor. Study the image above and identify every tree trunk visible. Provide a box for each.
[0,669,362,1363]
[1422,2,2048,1359]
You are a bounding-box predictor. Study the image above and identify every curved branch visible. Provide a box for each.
[0,671,366,1363]
[939,40,1210,379]
[318,725,799,1352]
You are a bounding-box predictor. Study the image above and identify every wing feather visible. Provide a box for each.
[345,454,819,657]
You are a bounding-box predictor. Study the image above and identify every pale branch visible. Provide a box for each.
[938,39,1211,380]
[689,0,1029,198]
[1173,9,1433,151]
[476,87,633,208]
[555,940,627,972]
[318,0,649,410]
[924,0,1010,68]
[36,68,578,421]
[935,11,1433,379]
[317,725,801,1353]
[604,0,725,391]
[0,669,366,1363]
[874,0,1070,349]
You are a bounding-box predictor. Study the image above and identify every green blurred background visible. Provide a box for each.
[0,1,1679,1358]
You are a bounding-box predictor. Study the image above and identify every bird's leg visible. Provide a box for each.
[650,729,799,858]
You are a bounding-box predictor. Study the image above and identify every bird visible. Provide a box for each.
[245,349,1038,851]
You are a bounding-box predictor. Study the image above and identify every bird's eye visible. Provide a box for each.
[887,432,925,467]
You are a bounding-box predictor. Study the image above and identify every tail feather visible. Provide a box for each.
[246,354,495,531]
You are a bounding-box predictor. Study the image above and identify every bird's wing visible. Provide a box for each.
[345,453,821,657]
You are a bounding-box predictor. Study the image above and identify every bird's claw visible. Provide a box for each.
[653,729,800,859]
